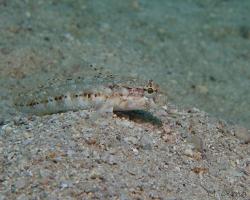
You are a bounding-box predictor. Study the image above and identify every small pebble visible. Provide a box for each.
[140,135,153,150]
[60,180,73,189]
[124,136,139,145]
[15,178,27,190]
[1,124,12,134]
[184,148,194,157]
[162,133,177,144]
[132,147,139,155]
[162,123,171,134]
[89,167,104,179]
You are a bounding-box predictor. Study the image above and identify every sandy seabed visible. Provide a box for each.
[1,104,249,199]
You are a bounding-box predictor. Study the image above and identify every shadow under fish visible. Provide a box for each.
[114,110,162,127]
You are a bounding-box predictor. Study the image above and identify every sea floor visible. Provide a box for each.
[1,105,250,199]
[0,0,250,128]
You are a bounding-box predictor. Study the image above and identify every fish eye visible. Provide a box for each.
[147,88,154,94]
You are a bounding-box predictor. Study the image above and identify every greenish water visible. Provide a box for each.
[0,0,249,128]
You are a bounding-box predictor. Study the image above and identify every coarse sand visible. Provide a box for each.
[0,105,249,199]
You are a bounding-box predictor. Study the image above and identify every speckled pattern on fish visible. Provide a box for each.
[13,65,162,115]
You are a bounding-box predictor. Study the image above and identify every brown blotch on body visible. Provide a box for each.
[54,95,64,101]
[28,101,38,107]
[83,93,91,98]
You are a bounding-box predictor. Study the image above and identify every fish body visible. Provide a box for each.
[14,78,160,115]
